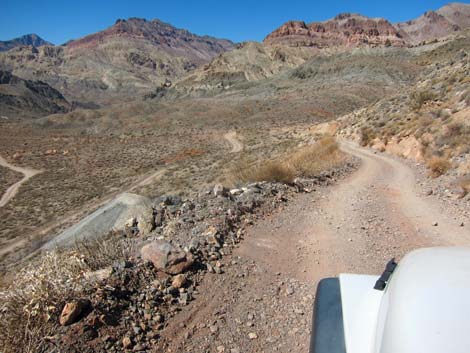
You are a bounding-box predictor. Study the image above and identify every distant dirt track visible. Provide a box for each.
[0,155,42,208]
[224,132,243,153]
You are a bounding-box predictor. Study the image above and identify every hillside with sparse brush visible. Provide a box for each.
[338,31,470,180]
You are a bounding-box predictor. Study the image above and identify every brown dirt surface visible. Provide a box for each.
[156,141,470,353]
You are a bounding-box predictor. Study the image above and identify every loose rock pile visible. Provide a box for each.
[51,162,356,352]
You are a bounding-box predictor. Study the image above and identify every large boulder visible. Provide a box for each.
[141,240,193,274]
[44,193,154,249]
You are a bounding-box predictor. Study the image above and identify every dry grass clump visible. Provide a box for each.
[230,136,344,184]
[0,251,87,353]
[290,136,343,177]
[426,155,452,178]
[0,235,132,353]
[231,158,296,184]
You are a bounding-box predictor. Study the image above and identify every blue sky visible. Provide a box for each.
[1,0,468,44]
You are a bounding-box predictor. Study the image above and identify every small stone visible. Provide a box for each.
[172,274,187,289]
[59,299,91,326]
[230,188,243,196]
[217,345,225,352]
[460,222,465,227]
[83,267,113,283]
[433,222,439,227]
[286,287,294,296]
[122,336,133,349]
[213,184,227,197]
[248,332,258,339]
[209,325,219,333]
[246,321,254,327]
[207,264,215,273]
[133,343,145,351]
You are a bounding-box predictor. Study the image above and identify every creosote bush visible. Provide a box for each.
[229,136,344,184]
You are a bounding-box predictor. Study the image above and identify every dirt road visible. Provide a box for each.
[0,155,42,208]
[224,132,243,153]
[159,141,470,353]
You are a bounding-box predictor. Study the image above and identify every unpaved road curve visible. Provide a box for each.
[159,141,470,353]
[224,132,243,153]
[0,155,42,208]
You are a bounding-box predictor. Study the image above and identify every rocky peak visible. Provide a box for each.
[66,17,234,53]
[396,2,470,44]
[0,34,52,52]
[335,13,353,20]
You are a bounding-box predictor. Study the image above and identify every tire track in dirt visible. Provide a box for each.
[224,132,243,153]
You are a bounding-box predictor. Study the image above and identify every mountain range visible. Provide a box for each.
[0,2,469,115]
[0,18,234,106]
[265,2,470,47]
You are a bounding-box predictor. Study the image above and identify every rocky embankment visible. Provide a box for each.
[16,161,356,353]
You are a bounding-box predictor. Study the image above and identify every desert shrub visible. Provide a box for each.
[426,156,452,177]
[436,122,470,151]
[232,158,296,184]
[410,90,437,111]
[360,126,375,147]
[0,235,132,353]
[230,136,343,184]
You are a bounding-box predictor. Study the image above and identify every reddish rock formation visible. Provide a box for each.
[264,3,470,48]
[264,13,406,48]
[66,18,234,63]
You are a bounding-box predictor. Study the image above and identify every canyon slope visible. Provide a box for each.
[0,70,70,118]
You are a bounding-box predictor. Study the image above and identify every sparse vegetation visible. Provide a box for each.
[426,156,451,178]
[409,90,437,111]
[230,137,344,184]
[0,234,132,353]
[360,126,375,147]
